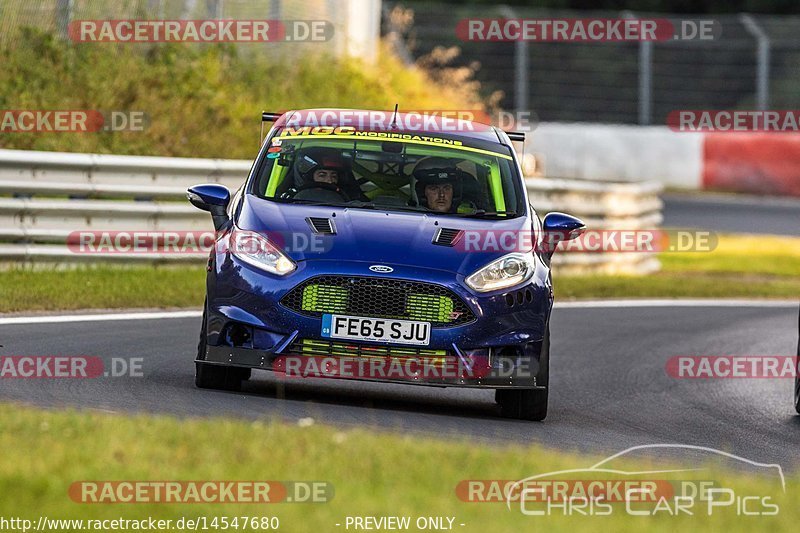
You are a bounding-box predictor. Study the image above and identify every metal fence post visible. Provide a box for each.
[147,0,159,17]
[269,0,282,20]
[206,0,223,19]
[622,11,652,125]
[515,34,529,114]
[181,0,198,19]
[55,0,73,40]
[740,14,771,110]
[500,6,528,115]
[639,40,652,125]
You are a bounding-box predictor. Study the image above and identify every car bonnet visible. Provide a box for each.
[235,195,534,276]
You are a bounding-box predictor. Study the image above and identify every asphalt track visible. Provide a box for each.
[662,192,800,236]
[1,301,798,470]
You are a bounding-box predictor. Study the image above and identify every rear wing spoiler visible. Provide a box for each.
[260,111,286,144]
[262,112,283,122]
[504,130,526,156]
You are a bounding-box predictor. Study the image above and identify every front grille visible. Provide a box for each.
[287,338,452,363]
[280,275,475,327]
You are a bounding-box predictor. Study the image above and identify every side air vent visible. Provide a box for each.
[306,217,336,235]
[432,227,462,247]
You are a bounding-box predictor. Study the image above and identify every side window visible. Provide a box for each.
[500,159,518,213]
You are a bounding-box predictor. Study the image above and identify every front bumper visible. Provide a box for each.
[201,254,553,389]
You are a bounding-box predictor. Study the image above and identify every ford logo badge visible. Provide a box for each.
[369,265,394,273]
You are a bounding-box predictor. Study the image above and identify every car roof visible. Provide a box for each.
[277,108,507,145]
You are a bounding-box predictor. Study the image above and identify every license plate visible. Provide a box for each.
[321,314,431,346]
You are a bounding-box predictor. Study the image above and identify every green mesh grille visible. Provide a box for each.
[292,338,449,365]
[301,284,348,314]
[406,294,454,322]
[281,275,476,327]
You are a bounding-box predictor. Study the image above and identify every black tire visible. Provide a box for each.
[194,301,250,391]
[195,362,247,391]
[496,327,550,421]
[795,306,799,414]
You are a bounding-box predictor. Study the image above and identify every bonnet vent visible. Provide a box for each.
[306,217,336,235]
[432,227,462,247]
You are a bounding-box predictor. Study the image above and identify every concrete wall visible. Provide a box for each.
[527,122,800,196]
[528,123,703,188]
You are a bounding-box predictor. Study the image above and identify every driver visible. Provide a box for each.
[413,157,464,213]
[287,148,352,201]
[300,149,348,187]
[311,167,340,185]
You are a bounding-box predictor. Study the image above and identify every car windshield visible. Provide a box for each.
[251,128,524,218]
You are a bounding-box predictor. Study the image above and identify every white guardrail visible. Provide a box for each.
[0,148,662,274]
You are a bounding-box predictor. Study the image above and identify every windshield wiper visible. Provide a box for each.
[453,210,518,218]
[345,201,429,213]
[281,198,513,217]
[281,198,348,207]
[384,205,431,213]
[343,201,379,209]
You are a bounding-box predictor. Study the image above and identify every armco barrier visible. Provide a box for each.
[0,149,250,190]
[529,122,704,189]
[0,148,662,274]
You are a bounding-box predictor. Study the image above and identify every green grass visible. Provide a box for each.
[556,272,800,300]
[659,234,800,278]
[0,403,795,532]
[0,265,206,313]
[558,234,800,300]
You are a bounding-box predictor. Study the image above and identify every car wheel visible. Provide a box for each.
[194,300,249,391]
[496,327,550,421]
[795,306,799,414]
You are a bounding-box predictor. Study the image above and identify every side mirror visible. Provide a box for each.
[187,184,230,230]
[542,212,586,255]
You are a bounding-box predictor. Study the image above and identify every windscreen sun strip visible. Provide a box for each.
[273,133,514,160]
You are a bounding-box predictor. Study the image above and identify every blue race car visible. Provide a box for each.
[187,110,585,420]
[796,304,799,414]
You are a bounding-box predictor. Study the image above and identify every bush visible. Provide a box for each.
[0,27,487,158]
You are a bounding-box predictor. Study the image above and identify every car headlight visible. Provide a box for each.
[465,253,534,292]
[229,228,295,275]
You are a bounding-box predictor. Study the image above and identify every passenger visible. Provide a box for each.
[413,157,464,213]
